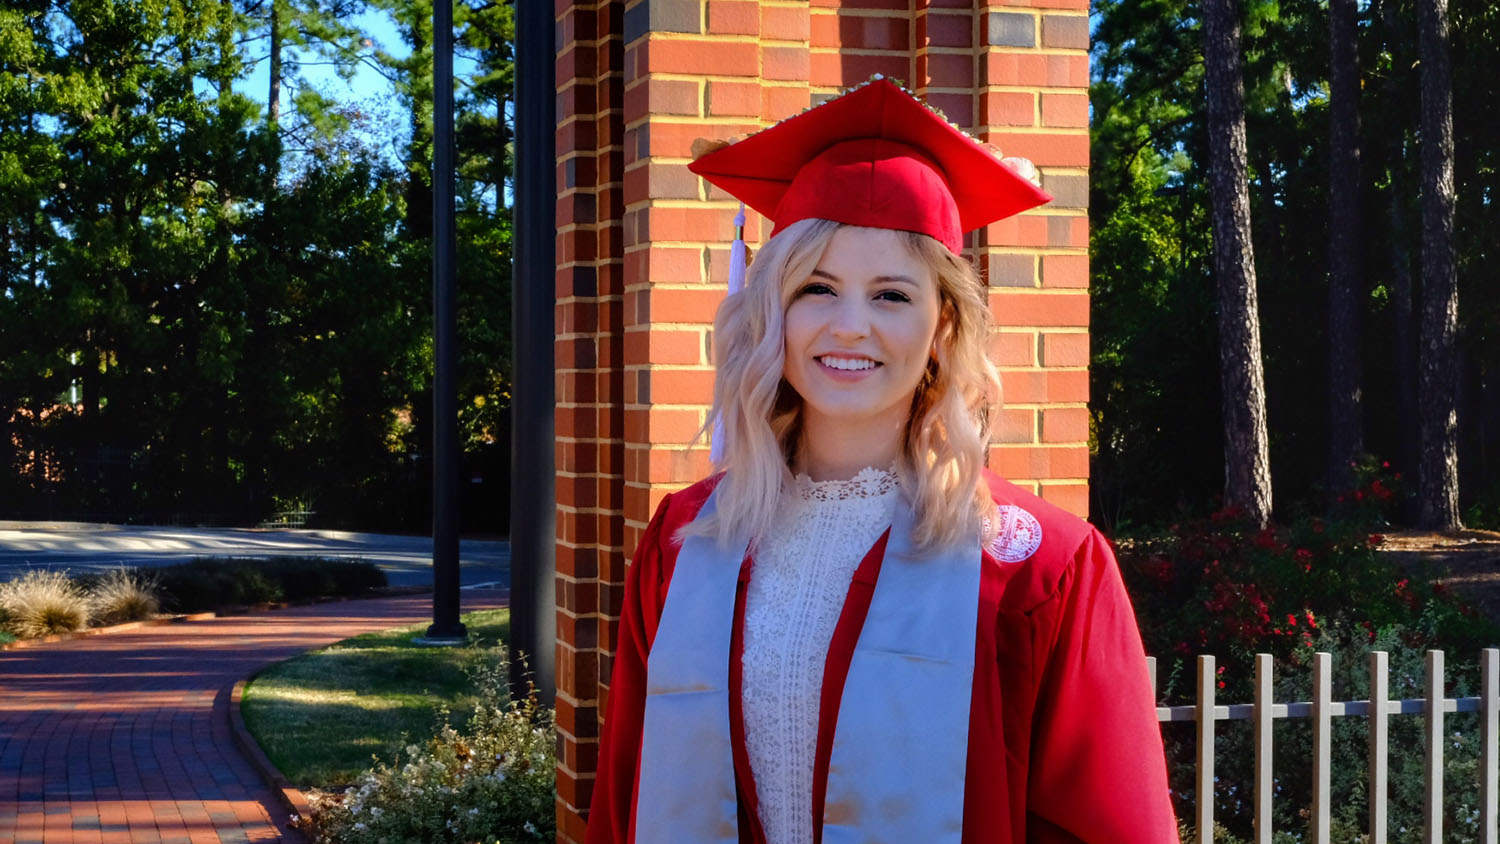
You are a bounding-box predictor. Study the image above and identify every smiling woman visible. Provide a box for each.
[585,78,1179,844]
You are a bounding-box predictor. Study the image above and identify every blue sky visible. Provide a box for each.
[238,9,480,169]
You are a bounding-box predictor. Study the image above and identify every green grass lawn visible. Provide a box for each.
[241,608,511,787]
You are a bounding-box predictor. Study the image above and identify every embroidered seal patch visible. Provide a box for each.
[987,504,1043,562]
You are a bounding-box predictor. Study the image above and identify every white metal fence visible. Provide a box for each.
[1147,648,1500,844]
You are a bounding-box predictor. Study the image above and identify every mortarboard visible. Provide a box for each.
[687,77,1051,254]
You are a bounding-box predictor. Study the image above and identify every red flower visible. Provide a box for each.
[1286,613,1297,627]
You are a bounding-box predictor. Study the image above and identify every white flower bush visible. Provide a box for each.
[303,657,555,844]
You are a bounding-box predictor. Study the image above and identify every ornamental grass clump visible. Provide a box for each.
[0,569,90,639]
[303,656,556,844]
[87,567,161,626]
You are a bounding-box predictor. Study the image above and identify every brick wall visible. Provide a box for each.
[552,0,1088,839]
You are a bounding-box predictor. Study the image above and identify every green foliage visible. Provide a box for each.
[1090,0,1500,528]
[243,608,513,785]
[1463,481,1500,531]
[1122,467,1500,841]
[0,0,514,530]
[302,656,555,844]
[152,556,386,611]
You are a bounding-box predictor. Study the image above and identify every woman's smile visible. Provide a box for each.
[815,353,881,376]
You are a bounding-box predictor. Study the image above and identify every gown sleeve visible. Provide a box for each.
[1024,529,1180,844]
[585,495,674,844]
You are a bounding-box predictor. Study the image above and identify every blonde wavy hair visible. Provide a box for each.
[685,218,1003,553]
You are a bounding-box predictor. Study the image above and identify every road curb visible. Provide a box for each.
[229,678,315,839]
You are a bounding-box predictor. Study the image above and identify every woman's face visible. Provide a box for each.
[782,226,943,439]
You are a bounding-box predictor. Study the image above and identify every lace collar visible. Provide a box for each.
[791,465,899,502]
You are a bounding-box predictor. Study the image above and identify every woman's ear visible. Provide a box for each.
[931,302,956,360]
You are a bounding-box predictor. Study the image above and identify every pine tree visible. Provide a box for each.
[1416,0,1461,529]
[1202,0,1274,526]
[1326,0,1363,500]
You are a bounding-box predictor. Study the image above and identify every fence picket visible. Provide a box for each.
[1198,654,1215,844]
[1425,649,1443,844]
[1155,648,1496,844]
[1483,648,1498,844]
[1369,650,1388,844]
[1253,653,1272,844]
[1312,652,1331,844]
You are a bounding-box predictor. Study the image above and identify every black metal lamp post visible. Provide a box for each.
[425,0,466,644]
[510,0,557,702]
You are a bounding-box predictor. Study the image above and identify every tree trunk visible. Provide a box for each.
[267,0,282,132]
[1416,0,1461,529]
[1375,0,1419,500]
[1202,0,1274,526]
[1327,0,1363,500]
[1389,149,1418,486]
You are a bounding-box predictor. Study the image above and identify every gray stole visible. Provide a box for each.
[633,487,980,844]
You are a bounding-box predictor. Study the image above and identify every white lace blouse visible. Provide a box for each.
[740,467,901,844]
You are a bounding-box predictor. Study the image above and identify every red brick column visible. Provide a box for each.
[553,2,624,840]
[553,0,1089,839]
[977,0,1091,514]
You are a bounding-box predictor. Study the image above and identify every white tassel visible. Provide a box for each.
[711,204,747,464]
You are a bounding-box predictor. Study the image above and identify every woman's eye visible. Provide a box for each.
[876,290,912,304]
[799,282,834,296]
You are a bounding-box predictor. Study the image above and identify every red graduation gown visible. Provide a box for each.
[585,471,1179,844]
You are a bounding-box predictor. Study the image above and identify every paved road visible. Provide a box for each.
[0,523,509,588]
[0,589,511,844]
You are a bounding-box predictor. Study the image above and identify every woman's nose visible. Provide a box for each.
[829,298,871,339]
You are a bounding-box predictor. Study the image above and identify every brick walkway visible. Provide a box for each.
[0,590,509,844]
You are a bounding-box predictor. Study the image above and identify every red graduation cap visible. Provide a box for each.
[687,77,1051,254]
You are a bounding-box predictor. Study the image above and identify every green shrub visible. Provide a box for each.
[1157,627,1491,843]
[324,559,388,594]
[154,559,283,611]
[153,557,385,612]
[260,559,336,602]
[303,657,555,844]
[0,569,90,638]
[87,567,162,625]
[1463,481,1500,531]
[1120,460,1500,843]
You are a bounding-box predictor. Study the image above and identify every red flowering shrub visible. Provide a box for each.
[1114,459,1499,842]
